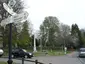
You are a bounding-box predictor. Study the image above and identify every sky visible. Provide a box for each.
[23,0,85,30]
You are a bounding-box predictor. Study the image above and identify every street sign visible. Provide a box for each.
[13,11,28,23]
[3,3,16,15]
[1,16,13,26]
[8,0,16,8]
[1,2,28,27]
[1,11,28,26]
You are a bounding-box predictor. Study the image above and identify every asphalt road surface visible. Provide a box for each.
[0,52,85,64]
[27,52,84,64]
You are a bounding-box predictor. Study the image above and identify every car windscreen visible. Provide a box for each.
[22,49,27,52]
[80,48,85,51]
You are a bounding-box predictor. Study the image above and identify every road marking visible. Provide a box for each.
[78,57,85,64]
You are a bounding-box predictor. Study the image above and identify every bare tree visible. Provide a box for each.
[0,0,24,47]
[59,23,71,47]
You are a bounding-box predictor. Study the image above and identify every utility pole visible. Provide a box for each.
[7,0,13,64]
[7,23,13,64]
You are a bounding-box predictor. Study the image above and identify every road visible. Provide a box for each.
[0,52,85,64]
[28,52,83,64]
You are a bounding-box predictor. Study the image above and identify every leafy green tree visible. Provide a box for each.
[81,29,85,46]
[11,25,18,47]
[71,24,83,48]
[18,21,31,48]
[0,0,8,47]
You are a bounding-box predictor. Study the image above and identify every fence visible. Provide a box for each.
[21,57,52,64]
[21,57,44,64]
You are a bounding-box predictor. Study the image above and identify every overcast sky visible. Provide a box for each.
[24,0,85,30]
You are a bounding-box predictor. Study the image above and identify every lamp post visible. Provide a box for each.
[7,23,13,64]
[7,0,14,63]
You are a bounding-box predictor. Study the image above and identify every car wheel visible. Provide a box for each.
[25,55,28,58]
[0,55,2,57]
[28,56,32,58]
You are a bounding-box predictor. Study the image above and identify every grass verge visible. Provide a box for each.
[0,61,16,64]
[34,50,71,56]
[3,48,73,57]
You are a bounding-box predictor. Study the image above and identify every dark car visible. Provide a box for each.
[12,48,33,58]
[78,48,85,57]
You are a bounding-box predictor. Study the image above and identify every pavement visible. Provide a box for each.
[67,51,77,56]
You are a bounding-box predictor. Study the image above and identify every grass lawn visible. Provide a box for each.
[34,50,72,56]
[0,61,16,64]
[3,48,73,57]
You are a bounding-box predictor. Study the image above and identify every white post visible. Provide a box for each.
[64,47,67,54]
[33,35,37,52]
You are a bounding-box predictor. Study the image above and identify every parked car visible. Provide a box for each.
[12,48,33,58]
[78,48,85,57]
[0,49,4,57]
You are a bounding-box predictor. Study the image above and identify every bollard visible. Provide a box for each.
[22,57,24,64]
[35,60,38,64]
